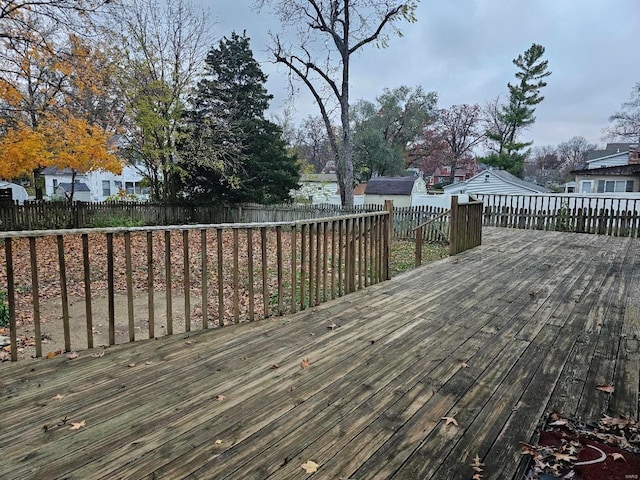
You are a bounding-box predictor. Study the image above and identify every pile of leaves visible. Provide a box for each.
[522,411,640,479]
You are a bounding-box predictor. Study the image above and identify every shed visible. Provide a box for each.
[55,182,92,202]
[364,176,426,207]
[0,181,29,204]
[444,170,551,195]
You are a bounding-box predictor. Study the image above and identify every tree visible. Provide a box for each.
[412,103,483,184]
[257,0,420,206]
[484,43,551,176]
[351,85,437,181]
[0,26,121,195]
[178,32,299,204]
[110,0,209,202]
[557,136,596,176]
[605,82,640,143]
[293,116,334,173]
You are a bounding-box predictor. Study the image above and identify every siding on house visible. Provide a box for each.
[444,169,551,195]
[585,151,629,169]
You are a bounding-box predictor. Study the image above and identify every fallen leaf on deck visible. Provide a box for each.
[91,352,105,358]
[548,418,569,426]
[145,361,153,365]
[553,452,577,462]
[2,345,10,352]
[610,452,626,462]
[66,351,79,360]
[214,439,223,445]
[470,454,484,472]
[327,323,338,330]
[53,394,64,401]
[216,395,226,401]
[459,362,469,368]
[472,475,482,480]
[46,349,63,359]
[519,442,538,456]
[601,414,629,430]
[269,364,279,369]
[441,416,459,427]
[301,358,310,369]
[300,460,319,473]
[596,384,615,393]
[69,420,86,430]
[128,362,136,368]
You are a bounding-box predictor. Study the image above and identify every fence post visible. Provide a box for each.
[384,200,393,280]
[449,196,459,256]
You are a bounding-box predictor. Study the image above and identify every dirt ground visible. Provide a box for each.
[14,291,196,361]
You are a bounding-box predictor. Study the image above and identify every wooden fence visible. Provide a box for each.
[0,210,391,362]
[413,196,483,265]
[0,201,449,242]
[476,194,640,237]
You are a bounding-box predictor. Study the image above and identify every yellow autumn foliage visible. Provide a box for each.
[0,124,51,179]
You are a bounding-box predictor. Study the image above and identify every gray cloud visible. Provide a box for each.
[207,0,640,149]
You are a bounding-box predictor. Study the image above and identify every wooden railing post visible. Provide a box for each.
[383,200,393,280]
[415,225,423,267]
[449,196,459,256]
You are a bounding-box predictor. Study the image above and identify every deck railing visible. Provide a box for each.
[476,194,640,237]
[449,196,483,255]
[1,210,391,362]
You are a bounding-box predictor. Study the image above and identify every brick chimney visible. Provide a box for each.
[630,145,640,165]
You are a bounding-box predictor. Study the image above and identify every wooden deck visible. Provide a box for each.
[1,227,639,480]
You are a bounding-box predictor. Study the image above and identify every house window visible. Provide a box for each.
[114,181,122,193]
[52,179,58,188]
[125,181,134,194]
[102,180,111,197]
[580,181,592,193]
[596,180,634,193]
[484,174,490,182]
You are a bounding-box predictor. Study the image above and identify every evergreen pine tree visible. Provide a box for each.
[179,32,299,204]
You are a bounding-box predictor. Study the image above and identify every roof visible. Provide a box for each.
[572,164,640,176]
[57,182,91,192]
[586,143,636,161]
[300,173,338,183]
[445,169,552,193]
[353,183,367,195]
[488,170,552,193]
[42,167,74,175]
[365,176,417,195]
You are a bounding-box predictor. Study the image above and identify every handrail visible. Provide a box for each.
[0,211,388,240]
[412,209,451,231]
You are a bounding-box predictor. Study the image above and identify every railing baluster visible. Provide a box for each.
[4,238,17,361]
[290,225,297,314]
[247,229,254,321]
[232,228,240,324]
[261,226,269,318]
[147,231,155,338]
[28,237,43,357]
[125,232,135,342]
[165,230,173,335]
[276,226,283,314]
[183,230,191,331]
[216,228,224,327]
[56,235,71,352]
[107,233,115,345]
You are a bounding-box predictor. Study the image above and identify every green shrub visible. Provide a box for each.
[92,215,144,228]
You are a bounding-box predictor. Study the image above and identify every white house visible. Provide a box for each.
[364,175,427,207]
[42,164,149,202]
[574,144,640,194]
[443,169,551,195]
[293,173,339,204]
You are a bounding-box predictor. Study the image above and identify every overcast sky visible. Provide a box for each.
[208,0,640,151]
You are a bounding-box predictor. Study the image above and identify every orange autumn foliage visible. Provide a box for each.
[0,124,51,179]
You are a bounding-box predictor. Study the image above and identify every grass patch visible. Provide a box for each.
[389,240,448,277]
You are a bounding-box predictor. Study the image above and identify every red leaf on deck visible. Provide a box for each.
[596,384,615,393]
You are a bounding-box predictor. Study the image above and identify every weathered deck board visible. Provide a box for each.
[0,227,638,480]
